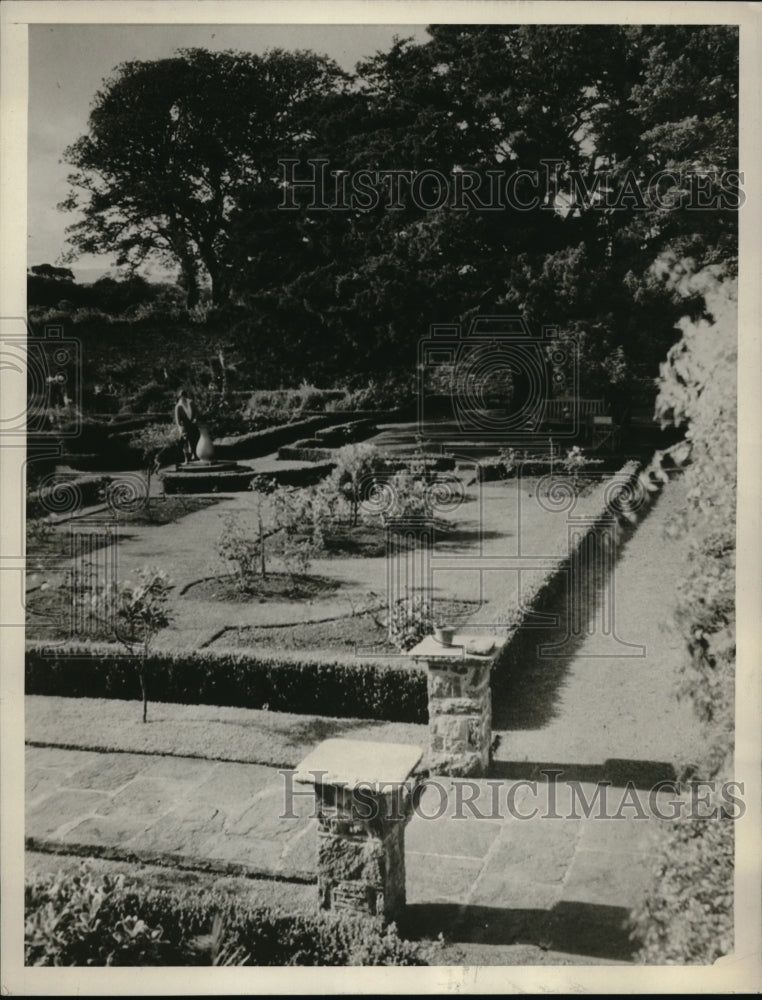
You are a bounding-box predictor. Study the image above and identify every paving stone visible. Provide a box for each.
[276,821,318,876]
[26,747,101,773]
[26,767,69,805]
[128,801,226,854]
[197,832,286,873]
[561,848,653,908]
[224,785,309,840]
[187,761,283,813]
[62,812,157,848]
[93,776,181,820]
[406,853,484,905]
[27,789,108,839]
[139,755,222,784]
[467,873,561,913]
[65,753,151,791]
[406,780,503,858]
[480,816,581,886]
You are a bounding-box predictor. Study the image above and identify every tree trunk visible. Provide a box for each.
[259,515,266,578]
[139,664,148,723]
[144,467,153,520]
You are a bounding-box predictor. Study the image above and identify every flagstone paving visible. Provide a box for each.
[26,742,668,962]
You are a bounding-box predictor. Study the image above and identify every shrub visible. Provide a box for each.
[329,443,391,527]
[218,512,266,591]
[629,265,737,963]
[26,865,430,966]
[388,595,433,652]
[25,645,428,723]
[629,810,733,964]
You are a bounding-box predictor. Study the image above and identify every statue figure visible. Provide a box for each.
[174,389,200,464]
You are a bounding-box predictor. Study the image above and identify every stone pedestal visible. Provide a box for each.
[410,635,494,777]
[295,738,422,923]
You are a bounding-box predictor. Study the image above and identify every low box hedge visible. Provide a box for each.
[214,417,332,460]
[25,645,428,723]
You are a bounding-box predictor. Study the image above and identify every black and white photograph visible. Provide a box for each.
[1,1,760,993]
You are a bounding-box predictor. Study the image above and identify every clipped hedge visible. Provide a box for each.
[28,473,112,518]
[251,463,336,489]
[26,865,431,966]
[25,645,428,723]
[214,417,332,460]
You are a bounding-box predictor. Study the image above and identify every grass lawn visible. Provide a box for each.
[25,695,426,768]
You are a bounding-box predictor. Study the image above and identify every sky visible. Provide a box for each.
[28,23,431,281]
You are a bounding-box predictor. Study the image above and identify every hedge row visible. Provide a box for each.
[28,473,112,518]
[214,416,333,460]
[26,865,431,966]
[25,645,428,723]
[251,463,336,489]
[277,443,334,463]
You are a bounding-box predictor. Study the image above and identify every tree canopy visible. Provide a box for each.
[60,26,738,397]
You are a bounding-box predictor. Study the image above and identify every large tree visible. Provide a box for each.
[61,47,350,306]
[228,24,737,394]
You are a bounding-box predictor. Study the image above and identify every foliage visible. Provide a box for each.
[218,512,266,591]
[328,443,391,527]
[388,595,434,652]
[217,484,329,588]
[654,267,736,756]
[61,48,351,306]
[630,266,736,964]
[25,643,429,723]
[76,566,172,722]
[26,865,431,966]
[629,808,733,965]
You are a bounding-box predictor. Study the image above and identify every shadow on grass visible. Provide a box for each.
[400,900,637,962]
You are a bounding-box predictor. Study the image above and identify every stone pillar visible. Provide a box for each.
[295,738,422,923]
[411,636,493,777]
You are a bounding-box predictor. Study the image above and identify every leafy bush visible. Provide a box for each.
[630,265,736,963]
[26,865,431,966]
[218,512,266,591]
[388,595,434,651]
[629,810,733,964]
[328,374,416,413]
[328,443,391,526]
[25,645,428,723]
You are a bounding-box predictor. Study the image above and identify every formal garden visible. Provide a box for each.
[20,22,739,973]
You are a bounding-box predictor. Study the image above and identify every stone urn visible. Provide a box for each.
[196,425,215,462]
